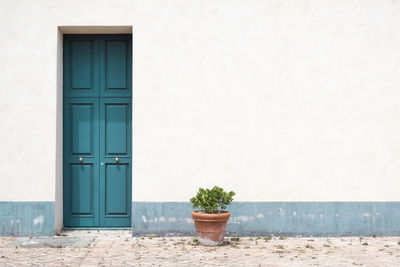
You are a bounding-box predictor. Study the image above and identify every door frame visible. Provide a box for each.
[56,26,134,233]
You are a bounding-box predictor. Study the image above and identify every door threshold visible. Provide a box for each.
[63,227,131,230]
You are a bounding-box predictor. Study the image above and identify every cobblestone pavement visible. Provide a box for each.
[1,231,400,266]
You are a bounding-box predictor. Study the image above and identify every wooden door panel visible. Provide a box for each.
[105,103,129,155]
[100,35,132,97]
[100,98,132,226]
[63,98,100,227]
[106,41,127,89]
[71,41,92,89]
[70,164,94,215]
[64,35,99,97]
[105,164,128,215]
[70,104,95,155]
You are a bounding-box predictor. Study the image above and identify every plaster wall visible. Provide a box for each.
[0,0,399,205]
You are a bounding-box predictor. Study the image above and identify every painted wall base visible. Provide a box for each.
[132,202,400,237]
[2,201,399,237]
[0,202,54,236]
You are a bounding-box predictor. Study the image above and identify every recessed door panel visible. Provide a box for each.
[71,164,93,215]
[107,41,127,89]
[71,41,92,89]
[70,104,93,155]
[105,164,128,215]
[64,35,99,97]
[105,103,128,155]
[100,35,132,97]
[100,160,131,226]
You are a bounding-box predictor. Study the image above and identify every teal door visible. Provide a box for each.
[63,34,132,227]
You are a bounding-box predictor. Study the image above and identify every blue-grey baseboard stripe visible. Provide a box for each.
[0,202,54,236]
[2,201,399,236]
[132,202,400,237]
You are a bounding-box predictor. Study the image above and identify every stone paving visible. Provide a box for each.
[0,231,400,266]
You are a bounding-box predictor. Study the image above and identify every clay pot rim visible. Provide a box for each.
[192,210,231,220]
[193,210,229,214]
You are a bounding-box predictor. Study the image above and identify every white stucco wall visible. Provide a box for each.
[0,0,399,203]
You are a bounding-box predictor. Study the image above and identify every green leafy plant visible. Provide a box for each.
[190,186,235,213]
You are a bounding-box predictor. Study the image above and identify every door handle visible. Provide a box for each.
[115,157,119,163]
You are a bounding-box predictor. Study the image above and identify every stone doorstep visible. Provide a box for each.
[2,236,95,248]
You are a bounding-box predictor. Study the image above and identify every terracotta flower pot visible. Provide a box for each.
[192,210,230,246]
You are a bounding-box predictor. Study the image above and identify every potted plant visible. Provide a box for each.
[190,186,235,246]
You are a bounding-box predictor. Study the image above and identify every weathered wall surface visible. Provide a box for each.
[132,202,400,237]
[0,202,54,236]
[0,0,400,235]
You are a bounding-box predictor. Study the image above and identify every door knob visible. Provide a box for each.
[115,157,119,162]
[79,157,83,163]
